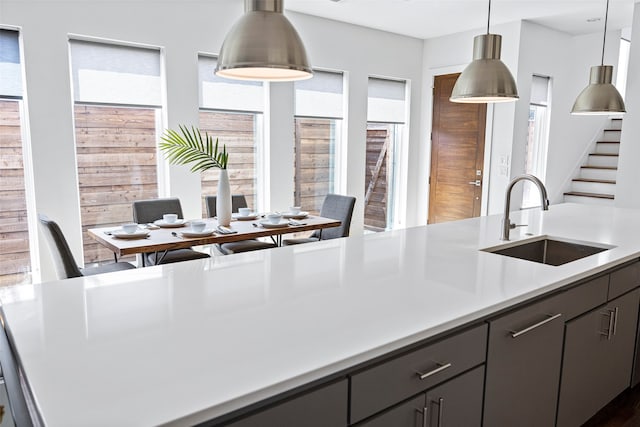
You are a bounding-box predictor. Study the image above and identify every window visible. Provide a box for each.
[616,38,630,100]
[365,77,407,231]
[522,75,551,209]
[198,56,263,215]
[70,39,162,265]
[294,70,344,214]
[0,29,32,286]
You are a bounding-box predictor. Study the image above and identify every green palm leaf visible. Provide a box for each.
[159,125,228,172]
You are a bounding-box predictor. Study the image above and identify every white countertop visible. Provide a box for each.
[2,203,640,426]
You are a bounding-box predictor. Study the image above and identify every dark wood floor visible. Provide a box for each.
[583,386,640,426]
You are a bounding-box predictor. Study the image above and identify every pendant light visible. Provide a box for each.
[571,0,626,115]
[450,0,518,103]
[216,0,312,82]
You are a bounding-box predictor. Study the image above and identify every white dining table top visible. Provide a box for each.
[87,215,341,256]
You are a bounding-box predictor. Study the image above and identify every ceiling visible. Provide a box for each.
[285,0,635,40]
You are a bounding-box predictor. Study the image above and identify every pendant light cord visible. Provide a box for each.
[487,0,492,34]
[601,0,609,66]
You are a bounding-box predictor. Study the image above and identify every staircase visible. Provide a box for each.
[564,118,622,205]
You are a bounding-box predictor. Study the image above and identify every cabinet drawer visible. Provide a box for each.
[350,324,487,424]
[609,261,640,300]
[558,274,609,320]
[226,379,348,427]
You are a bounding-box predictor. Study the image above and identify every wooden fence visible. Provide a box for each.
[0,100,31,286]
[75,104,158,264]
[294,118,333,214]
[364,124,391,231]
[199,111,257,215]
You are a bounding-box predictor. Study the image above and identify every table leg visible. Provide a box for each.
[154,250,170,265]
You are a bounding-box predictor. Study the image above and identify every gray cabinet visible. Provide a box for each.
[423,365,484,427]
[483,293,566,427]
[483,274,609,427]
[359,366,484,427]
[557,288,640,427]
[350,324,487,424]
[357,395,425,427]
[226,379,348,427]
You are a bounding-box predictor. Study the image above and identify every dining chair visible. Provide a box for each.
[132,198,210,265]
[282,194,356,246]
[205,195,277,255]
[38,214,137,279]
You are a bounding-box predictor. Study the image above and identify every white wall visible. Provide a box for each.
[616,1,640,208]
[1,1,424,281]
[513,23,620,205]
[421,20,622,219]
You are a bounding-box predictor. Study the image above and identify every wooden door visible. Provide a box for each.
[428,73,487,224]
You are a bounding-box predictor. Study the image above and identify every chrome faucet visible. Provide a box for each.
[501,174,549,241]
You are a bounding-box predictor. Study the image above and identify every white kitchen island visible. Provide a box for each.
[2,203,640,426]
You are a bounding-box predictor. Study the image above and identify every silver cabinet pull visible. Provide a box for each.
[510,313,562,338]
[468,180,481,186]
[416,362,452,380]
[600,308,618,340]
[415,406,428,427]
[435,397,444,427]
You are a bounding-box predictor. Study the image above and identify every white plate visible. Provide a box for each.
[154,219,186,228]
[181,229,215,238]
[282,211,309,219]
[259,220,290,229]
[233,213,259,221]
[112,230,150,239]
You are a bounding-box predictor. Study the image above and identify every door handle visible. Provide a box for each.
[468,180,481,186]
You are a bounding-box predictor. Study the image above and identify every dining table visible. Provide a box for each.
[87,214,342,265]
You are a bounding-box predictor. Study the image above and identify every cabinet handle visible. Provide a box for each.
[415,406,428,427]
[434,397,444,427]
[416,362,452,380]
[510,313,562,338]
[600,308,618,340]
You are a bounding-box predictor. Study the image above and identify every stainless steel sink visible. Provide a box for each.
[481,236,615,266]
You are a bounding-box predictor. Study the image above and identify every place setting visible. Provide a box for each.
[179,220,216,238]
[153,213,188,228]
[256,208,308,229]
[282,206,309,220]
[108,223,150,240]
[232,207,260,221]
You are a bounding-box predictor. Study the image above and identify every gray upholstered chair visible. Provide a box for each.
[38,214,136,279]
[205,195,277,255]
[132,198,210,265]
[282,194,356,246]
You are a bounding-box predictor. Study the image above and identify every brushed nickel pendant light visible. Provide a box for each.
[450,0,518,103]
[571,0,626,115]
[216,0,312,82]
